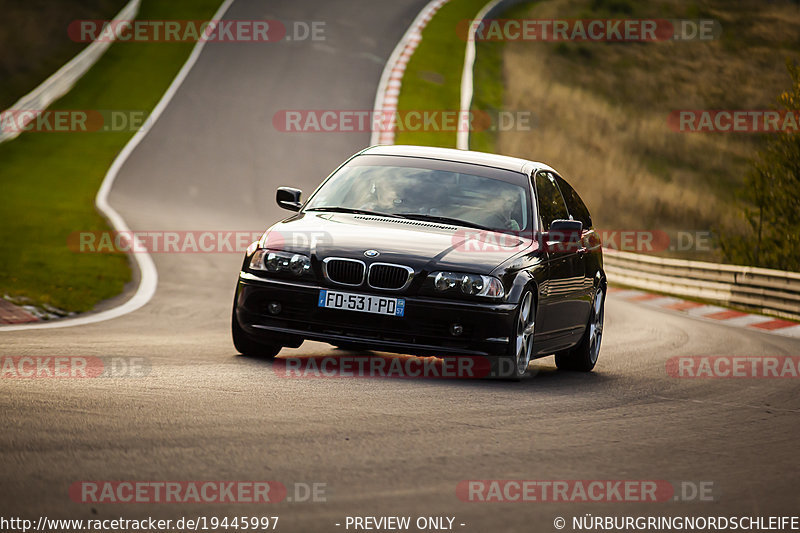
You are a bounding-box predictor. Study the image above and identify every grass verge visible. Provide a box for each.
[0,0,222,313]
[394,0,490,148]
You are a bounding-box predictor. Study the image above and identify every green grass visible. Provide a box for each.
[392,0,533,152]
[469,3,532,153]
[394,0,489,148]
[0,0,223,312]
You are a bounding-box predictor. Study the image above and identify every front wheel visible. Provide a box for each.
[232,310,281,359]
[555,285,605,372]
[494,289,536,380]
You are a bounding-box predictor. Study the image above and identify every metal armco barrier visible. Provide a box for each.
[604,248,800,321]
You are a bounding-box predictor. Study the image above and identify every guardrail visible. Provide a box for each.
[0,0,141,144]
[604,248,800,322]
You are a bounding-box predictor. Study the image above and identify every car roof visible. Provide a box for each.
[360,145,556,175]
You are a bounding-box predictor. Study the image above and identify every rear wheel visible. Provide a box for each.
[232,310,281,359]
[494,289,535,380]
[555,285,605,372]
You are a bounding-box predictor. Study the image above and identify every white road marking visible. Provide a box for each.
[770,324,800,338]
[457,0,502,150]
[686,305,728,317]
[718,314,776,327]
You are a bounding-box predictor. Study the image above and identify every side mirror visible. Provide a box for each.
[546,219,583,252]
[276,187,303,211]
[549,219,583,235]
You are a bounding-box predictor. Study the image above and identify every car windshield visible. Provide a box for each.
[305,161,530,232]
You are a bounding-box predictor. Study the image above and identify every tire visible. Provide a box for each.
[493,288,536,380]
[555,284,605,372]
[232,309,281,359]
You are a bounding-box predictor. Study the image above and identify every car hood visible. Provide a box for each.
[262,212,534,273]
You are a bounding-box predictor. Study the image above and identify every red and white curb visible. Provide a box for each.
[370,0,451,146]
[0,300,38,325]
[608,287,800,338]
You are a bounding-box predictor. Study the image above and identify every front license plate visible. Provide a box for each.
[318,289,405,317]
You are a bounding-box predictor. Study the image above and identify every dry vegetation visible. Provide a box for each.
[0,0,127,109]
[496,0,800,260]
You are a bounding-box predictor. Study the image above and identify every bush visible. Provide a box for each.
[721,59,800,271]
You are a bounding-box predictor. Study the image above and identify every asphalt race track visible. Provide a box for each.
[2,1,799,531]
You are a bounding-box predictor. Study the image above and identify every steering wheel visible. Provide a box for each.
[482,212,509,229]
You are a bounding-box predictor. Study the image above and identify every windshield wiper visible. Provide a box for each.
[305,206,401,218]
[394,213,495,232]
[306,208,496,231]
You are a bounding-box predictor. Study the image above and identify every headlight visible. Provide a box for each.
[289,253,311,275]
[434,272,458,291]
[431,271,504,298]
[460,274,485,295]
[249,249,311,277]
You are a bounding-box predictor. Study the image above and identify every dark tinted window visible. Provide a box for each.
[534,172,568,230]
[306,157,532,232]
[554,174,592,228]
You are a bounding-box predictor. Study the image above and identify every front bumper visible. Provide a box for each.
[235,272,516,357]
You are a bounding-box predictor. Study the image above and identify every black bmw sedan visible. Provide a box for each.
[232,145,605,379]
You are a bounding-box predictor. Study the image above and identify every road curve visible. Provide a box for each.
[2,0,799,531]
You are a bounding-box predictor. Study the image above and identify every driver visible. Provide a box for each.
[489,189,520,230]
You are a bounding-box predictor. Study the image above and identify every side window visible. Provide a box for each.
[534,171,569,230]
[553,174,592,228]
